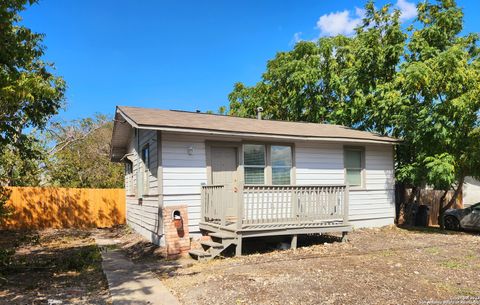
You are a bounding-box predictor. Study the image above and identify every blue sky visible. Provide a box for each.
[20,0,480,121]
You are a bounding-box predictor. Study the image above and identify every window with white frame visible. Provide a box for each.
[243,144,293,185]
[243,144,265,184]
[271,145,292,185]
[141,144,150,195]
[345,148,364,187]
[125,161,134,195]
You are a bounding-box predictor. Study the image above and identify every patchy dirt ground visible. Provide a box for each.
[96,226,190,276]
[96,225,167,262]
[0,229,110,305]
[7,226,476,305]
[160,226,480,305]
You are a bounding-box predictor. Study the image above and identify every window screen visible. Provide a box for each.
[142,144,150,194]
[125,162,134,194]
[244,144,265,184]
[345,149,363,187]
[271,146,292,185]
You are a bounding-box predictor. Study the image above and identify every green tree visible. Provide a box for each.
[0,0,65,220]
[228,2,406,133]
[46,115,124,188]
[0,139,47,187]
[227,0,480,228]
[394,0,480,227]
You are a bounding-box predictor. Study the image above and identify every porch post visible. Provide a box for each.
[235,234,242,256]
[291,234,298,250]
[200,186,205,222]
[220,186,226,227]
[236,184,244,231]
[343,184,349,225]
[291,187,298,221]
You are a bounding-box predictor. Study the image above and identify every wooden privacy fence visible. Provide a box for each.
[2,187,125,229]
[398,188,463,226]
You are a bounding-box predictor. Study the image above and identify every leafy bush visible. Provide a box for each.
[0,186,12,226]
[0,248,15,268]
[58,245,102,271]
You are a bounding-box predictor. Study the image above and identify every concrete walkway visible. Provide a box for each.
[95,236,180,305]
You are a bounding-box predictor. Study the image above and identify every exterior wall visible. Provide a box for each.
[161,133,207,235]
[126,129,396,240]
[125,129,164,245]
[464,177,480,207]
[295,142,395,228]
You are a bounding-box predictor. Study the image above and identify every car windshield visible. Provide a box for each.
[472,202,480,209]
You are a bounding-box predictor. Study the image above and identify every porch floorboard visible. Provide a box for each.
[199,220,352,239]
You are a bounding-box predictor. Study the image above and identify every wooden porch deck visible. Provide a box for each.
[190,185,352,260]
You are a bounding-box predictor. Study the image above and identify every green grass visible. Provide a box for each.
[424,246,441,255]
[455,287,478,296]
[57,245,103,272]
[378,249,395,257]
[464,251,477,260]
[101,244,118,251]
[441,259,468,269]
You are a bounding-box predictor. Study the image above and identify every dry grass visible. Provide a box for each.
[0,229,110,304]
[159,226,480,305]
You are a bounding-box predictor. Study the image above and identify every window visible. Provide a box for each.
[141,144,150,195]
[243,144,293,185]
[345,148,364,187]
[271,146,292,185]
[125,162,133,195]
[244,144,265,184]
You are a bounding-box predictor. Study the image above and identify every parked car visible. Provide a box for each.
[444,202,480,231]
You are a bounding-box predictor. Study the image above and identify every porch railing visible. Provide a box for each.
[201,184,226,226]
[201,184,349,229]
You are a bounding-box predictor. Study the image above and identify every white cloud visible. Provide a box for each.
[291,32,303,44]
[308,1,416,40]
[316,8,364,37]
[395,0,417,21]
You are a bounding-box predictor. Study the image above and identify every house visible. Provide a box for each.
[110,106,399,259]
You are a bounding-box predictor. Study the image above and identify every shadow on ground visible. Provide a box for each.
[397,224,480,235]
[0,229,110,305]
[217,234,343,257]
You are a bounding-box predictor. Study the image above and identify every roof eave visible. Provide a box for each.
[110,107,135,162]
[134,124,400,145]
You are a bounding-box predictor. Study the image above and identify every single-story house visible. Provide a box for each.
[110,106,399,259]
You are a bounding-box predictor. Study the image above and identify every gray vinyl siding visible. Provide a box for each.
[295,143,395,228]
[162,133,207,234]
[295,143,345,185]
[125,129,163,245]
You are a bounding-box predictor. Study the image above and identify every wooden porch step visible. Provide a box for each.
[188,249,212,260]
[200,240,224,249]
[208,232,237,239]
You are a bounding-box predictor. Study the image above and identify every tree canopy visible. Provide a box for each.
[228,2,406,133]
[0,0,65,184]
[45,115,124,189]
[228,0,480,225]
[0,0,65,222]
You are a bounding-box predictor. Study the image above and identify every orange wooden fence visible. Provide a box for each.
[2,187,125,229]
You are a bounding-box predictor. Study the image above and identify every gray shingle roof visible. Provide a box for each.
[116,106,399,144]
